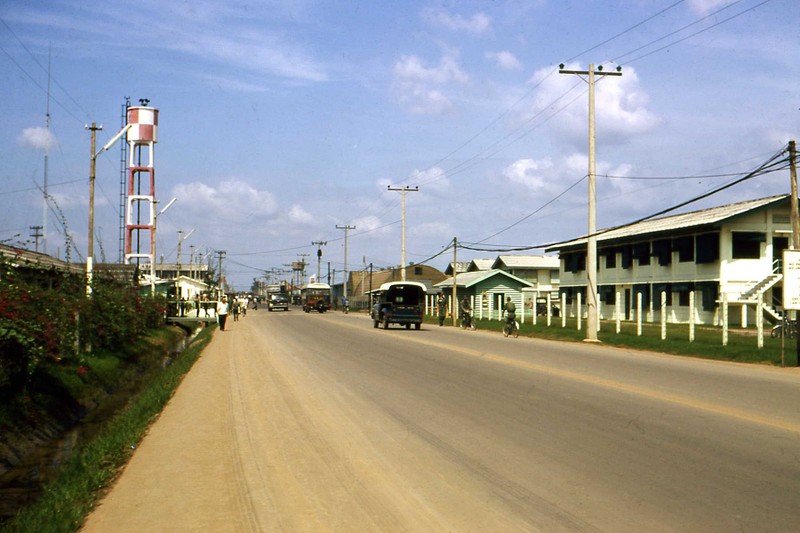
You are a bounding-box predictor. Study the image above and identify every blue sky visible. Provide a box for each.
[1,0,798,290]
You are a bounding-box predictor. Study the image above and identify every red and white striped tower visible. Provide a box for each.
[124,106,158,267]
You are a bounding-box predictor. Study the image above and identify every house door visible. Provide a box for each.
[774,236,789,268]
[624,288,631,320]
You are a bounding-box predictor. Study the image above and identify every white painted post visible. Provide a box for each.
[479,295,483,320]
[757,293,764,349]
[637,292,643,336]
[689,291,695,342]
[547,292,552,327]
[661,291,667,340]
[742,304,748,329]
[577,292,582,331]
[561,293,567,328]
[597,301,601,332]
[532,296,537,326]
[521,296,526,325]
[615,291,621,334]
[722,292,729,346]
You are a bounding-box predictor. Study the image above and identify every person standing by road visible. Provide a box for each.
[217,296,229,331]
[437,294,447,326]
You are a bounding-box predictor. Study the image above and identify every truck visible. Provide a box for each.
[371,281,426,330]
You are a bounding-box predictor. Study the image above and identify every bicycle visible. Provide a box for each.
[503,315,519,338]
[771,318,797,339]
[461,311,476,330]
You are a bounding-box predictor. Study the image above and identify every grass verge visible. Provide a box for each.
[1,325,214,533]
[423,315,798,366]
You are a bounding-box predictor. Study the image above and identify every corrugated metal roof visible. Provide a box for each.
[467,258,494,271]
[434,269,535,289]
[546,194,788,251]
[493,255,559,269]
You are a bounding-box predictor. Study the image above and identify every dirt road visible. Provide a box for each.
[82,312,537,532]
[82,309,800,532]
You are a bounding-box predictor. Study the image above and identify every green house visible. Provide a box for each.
[434,269,534,320]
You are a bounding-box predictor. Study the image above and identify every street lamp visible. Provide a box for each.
[86,122,132,296]
[151,197,176,295]
[177,228,195,274]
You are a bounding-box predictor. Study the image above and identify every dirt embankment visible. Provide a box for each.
[0,326,188,522]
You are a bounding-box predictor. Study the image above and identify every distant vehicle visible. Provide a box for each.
[371,281,426,330]
[267,293,289,312]
[301,282,332,313]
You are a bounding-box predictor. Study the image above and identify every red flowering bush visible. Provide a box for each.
[0,259,166,397]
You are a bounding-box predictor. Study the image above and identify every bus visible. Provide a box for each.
[301,282,332,313]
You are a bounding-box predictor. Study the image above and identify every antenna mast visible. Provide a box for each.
[42,44,51,254]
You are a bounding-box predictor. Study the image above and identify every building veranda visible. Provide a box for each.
[546,194,795,328]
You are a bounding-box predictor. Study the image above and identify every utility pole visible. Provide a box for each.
[312,240,327,281]
[216,250,226,294]
[86,122,103,297]
[452,237,458,326]
[29,226,43,253]
[387,185,419,281]
[559,63,622,342]
[790,140,799,250]
[788,140,799,367]
[336,224,356,304]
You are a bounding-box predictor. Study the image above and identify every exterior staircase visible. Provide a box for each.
[735,260,783,323]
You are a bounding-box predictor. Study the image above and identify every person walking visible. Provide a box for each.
[437,294,447,326]
[217,296,229,331]
[502,296,517,335]
[460,295,474,329]
[232,300,240,322]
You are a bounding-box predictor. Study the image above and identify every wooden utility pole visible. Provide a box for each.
[559,63,622,342]
[789,140,799,366]
[336,224,356,302]
[216,250,226,294]
[790,141,799,249]
[387,185,419,280]
[86,122,103,297]
[452,237,458,326]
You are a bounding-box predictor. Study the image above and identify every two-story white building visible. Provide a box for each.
[546,195,793,326]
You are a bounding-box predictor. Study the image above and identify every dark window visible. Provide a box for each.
[696,233,720,264]
[653,283,673,306]
[633,283,650,307]
[732,232,765,259]
[599,286,615,305]
[652,239,672,266]
[603,248,616,269]
[673,236,694,262]
[673,282,693,306]
[621,246,633,269]
[414,266,423,275]
[633,242,650,266]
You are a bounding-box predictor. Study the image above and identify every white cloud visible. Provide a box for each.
[287,204,313,224]
[422,8,491,34]
[502,158,556,193]
[172,179,278,223]
[409,166,450,194]
[17,127,57,150]
[485,51,522,70]
[527,63,660,146]
[391,52,468,115]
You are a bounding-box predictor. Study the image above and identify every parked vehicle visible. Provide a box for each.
[371,281,426,330]
[301,282,332,313]
[771,318,797,338]
[267,293,289,312]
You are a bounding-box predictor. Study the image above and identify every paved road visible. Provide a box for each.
[82,309,800,532]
